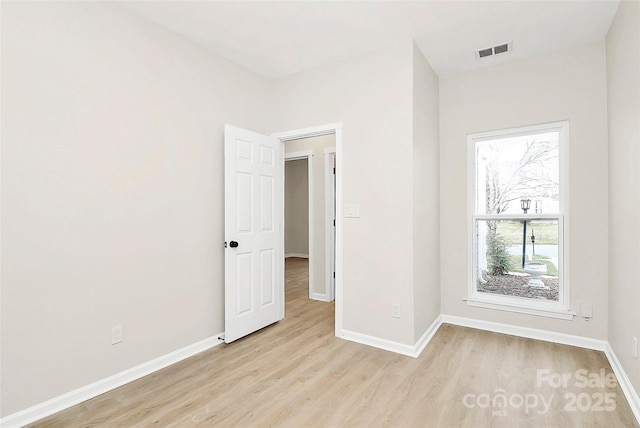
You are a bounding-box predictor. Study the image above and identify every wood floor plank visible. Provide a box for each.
[30,258,639,427]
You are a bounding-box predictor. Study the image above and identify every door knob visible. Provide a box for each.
[229,241,239,248]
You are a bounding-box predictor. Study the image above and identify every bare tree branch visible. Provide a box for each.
[484,139,558,216]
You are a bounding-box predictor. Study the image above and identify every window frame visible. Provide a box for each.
[466,121,574,320]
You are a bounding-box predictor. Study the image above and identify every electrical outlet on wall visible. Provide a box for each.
[392,304,400,319]
[633,337,638,359]
[112,325,123,345]
[580,302,593,319]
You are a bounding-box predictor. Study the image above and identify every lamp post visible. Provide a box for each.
[521,198,531,268]
[531,229,536,256]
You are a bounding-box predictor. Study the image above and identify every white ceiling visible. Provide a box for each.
[120,1,620,80]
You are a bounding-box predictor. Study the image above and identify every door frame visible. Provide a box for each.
[273,123,344,338]
[324,148,336,302]
[284,151,314,300]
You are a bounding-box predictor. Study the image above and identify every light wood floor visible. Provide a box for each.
[32,258,638,427]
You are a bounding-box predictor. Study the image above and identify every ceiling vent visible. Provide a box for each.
[475,41,512,59]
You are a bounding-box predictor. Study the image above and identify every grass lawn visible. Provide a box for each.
[508,254,558,276]
[495,219,558,246]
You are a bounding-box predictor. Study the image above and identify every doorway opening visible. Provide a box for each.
[284,155,311,298]
[284,136,335,302]
[275,123,343,337]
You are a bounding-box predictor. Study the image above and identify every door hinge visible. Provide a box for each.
[333,219,335,226]
[333,272,335,279]
[333,167,336,174]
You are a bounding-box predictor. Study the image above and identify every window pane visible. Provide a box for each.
[476,132,559,215]
[476,219,559,301]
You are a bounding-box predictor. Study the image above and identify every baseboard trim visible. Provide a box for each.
[604,343,640,424]
[0,334,224,428]
[341,329,417,357]
[440,314,607,351]
[310,292,332,302]
[414,315,443,357]
[284,253,309,259]
[341,316,443,358]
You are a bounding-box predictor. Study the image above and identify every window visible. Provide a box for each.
[467,121,573,319]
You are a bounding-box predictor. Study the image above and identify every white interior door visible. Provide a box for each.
[224,124,284,343]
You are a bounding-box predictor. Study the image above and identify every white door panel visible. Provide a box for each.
[224,124,283,343]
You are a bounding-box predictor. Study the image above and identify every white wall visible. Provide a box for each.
[0,6,440,416]
[0,2,268,415]
[440,41,609,339]
[284,159,309,256]
[268,40,441,346]
[285,135,336,298]
[606,0,640,394]
[268,41,418,345]
[412,44,441,342]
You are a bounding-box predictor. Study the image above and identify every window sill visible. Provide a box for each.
[464,297,576,320]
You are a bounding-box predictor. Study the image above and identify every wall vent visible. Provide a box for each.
[478,47,493,58]
[475,41,512,59]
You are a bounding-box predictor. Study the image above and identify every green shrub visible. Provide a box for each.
[487,232,513,276]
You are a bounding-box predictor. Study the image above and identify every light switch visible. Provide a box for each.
[344,204,360,218]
